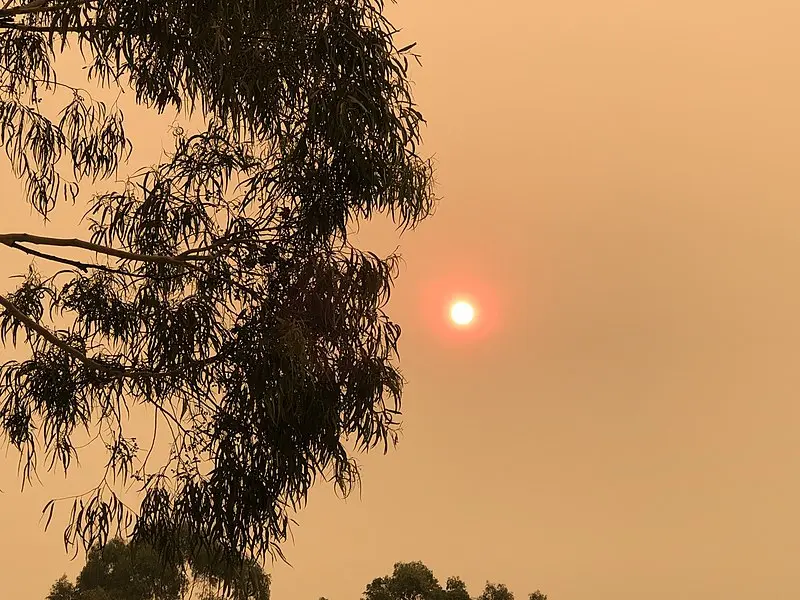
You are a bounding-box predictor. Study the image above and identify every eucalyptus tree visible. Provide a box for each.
[0,0,434,581]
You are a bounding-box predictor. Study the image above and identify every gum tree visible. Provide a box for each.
[0,0,433,580]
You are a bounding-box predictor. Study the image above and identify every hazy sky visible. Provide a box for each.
[4,1,800,598]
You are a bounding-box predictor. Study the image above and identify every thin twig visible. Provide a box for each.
[11,241,88,272]
[0,23,123,33]
[0,62,84,94]
[9,241,144,277]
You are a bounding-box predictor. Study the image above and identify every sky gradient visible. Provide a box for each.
[4,1,800,598]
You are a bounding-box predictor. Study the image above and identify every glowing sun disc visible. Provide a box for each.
[450,301,475,326]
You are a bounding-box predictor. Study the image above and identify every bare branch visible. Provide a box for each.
[8,241,147,277]
[9,241,88,272]
[0,232,206,266]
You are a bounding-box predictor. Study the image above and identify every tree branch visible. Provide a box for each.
[0,62,83,93]
[0,293,222,379]
[0,0,88,18]
[10,241,88,272]
[0,291,108,370]
[0,22,122,33]
[8,241,147,277]
[0,232,205,267]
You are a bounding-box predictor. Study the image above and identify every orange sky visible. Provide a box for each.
[5,1,800,598]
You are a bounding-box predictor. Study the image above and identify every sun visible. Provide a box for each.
[450,300,475,326]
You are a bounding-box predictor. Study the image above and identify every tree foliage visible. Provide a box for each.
[0,0,434,583]
[47,576,79,600]
[45,537,269,600]
[476,583,514,600]
[364,562,446,600]
[360,562,546,600]
[443,577,471,600]
[477,582,547,600]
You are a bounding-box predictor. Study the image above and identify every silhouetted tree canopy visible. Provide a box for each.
[360,562,546,600]
[0,0,434,585]
[477,583,514,600]
[45,537,269,600]
[364,562,445,600]
[53,538,184,600]
[47,577,78,600]
[477,582,548,600]
[443,577,471,600]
